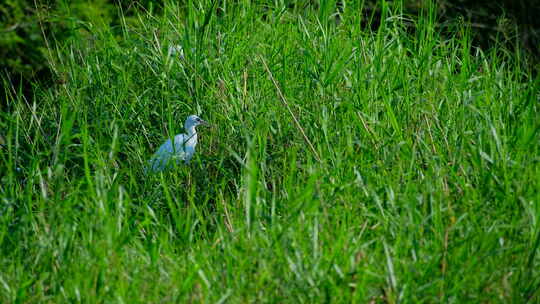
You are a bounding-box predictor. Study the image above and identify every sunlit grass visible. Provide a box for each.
[1,1,539,302]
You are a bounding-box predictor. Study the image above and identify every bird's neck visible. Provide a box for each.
[186,126,197,137]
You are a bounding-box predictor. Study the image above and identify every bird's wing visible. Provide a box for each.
[147,139,175,172]
[146,135,189,173]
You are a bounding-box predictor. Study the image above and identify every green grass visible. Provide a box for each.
[1,1,539,302]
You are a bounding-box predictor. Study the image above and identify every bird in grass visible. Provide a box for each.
[146,115,208,173]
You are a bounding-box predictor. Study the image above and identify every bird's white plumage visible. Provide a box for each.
[146,115,207,173]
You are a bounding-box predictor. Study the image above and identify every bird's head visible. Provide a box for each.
[185,115,208,131]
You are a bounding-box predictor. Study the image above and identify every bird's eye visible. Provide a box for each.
[196,118,201,122]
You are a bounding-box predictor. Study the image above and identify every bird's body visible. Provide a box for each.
[146,115,207,173]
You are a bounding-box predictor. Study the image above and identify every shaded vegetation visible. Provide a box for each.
[1,0,539,98]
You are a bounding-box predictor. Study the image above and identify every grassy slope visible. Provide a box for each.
[1,1,539,302]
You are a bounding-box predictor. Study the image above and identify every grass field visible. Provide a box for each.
[1,1,539,302]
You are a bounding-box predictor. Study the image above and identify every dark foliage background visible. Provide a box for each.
[0,0,163,99]
[1,0,539,98]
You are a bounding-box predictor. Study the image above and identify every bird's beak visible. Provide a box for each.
[200,120,210,126]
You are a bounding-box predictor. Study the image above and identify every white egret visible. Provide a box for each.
[146,115,208,173]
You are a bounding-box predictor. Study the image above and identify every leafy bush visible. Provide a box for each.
[0,0,131,96]
[0,1,51,83]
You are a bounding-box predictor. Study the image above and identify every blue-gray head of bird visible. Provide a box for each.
[184,115,208,131]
